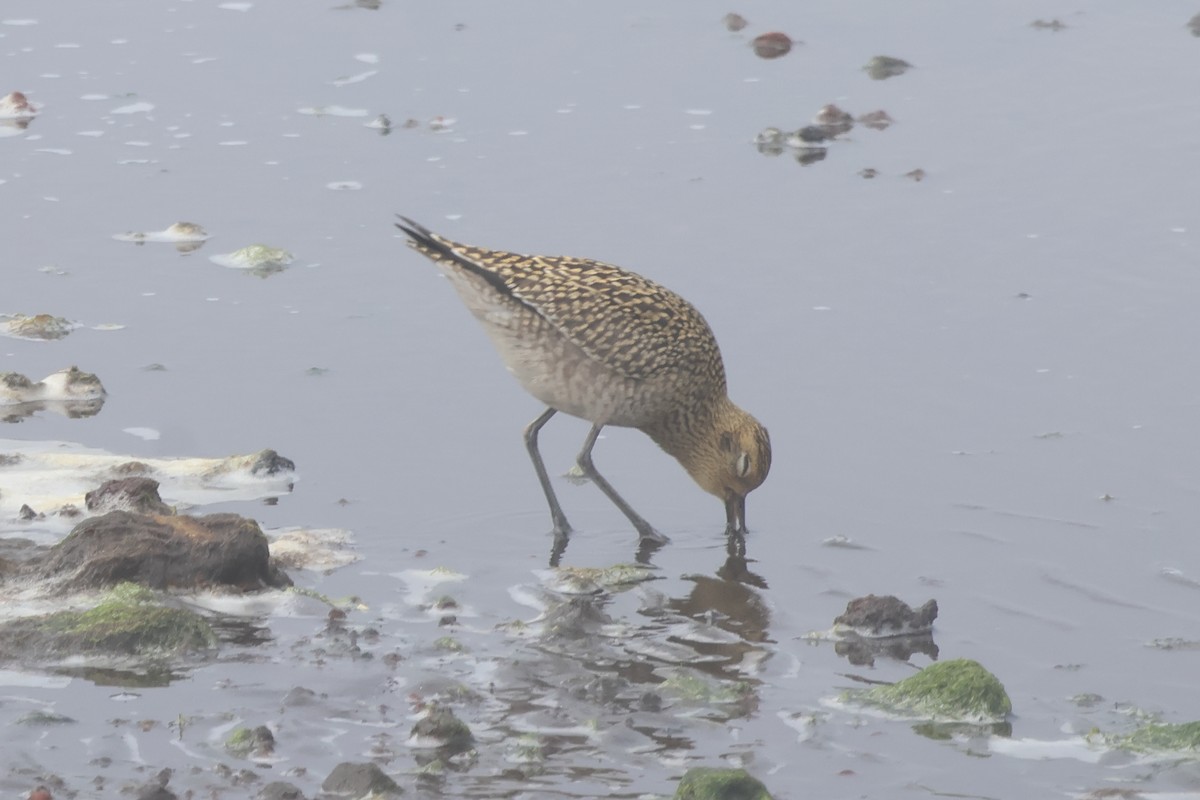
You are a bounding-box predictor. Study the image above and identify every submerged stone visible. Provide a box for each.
[0,582,216,663]
[1,314,76,341]
[257,782,307,800]
[834,594,938,637]
[864,55,913,80]
[752,32,792,59]
[85,477,173,515]
[854,658,1011,722]
[322,762,402,796]
[410,703,474,753]
[226,724,276,758]
[723,13,748,32]
[1112,720,1200,753]
[674,767,773,800]
[211,244,295,276]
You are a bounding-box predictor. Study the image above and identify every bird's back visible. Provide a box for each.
[399,220,727,394]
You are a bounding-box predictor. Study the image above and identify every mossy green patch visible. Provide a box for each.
[0,582,215,663]
[1115,721,1200,753]
[855,658,1011,722]
[674,767,773,800]
[661,670,754,706]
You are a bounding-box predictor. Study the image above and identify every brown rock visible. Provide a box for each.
[34,510,292,591]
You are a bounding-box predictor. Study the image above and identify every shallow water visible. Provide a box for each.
[4,1,1200,797]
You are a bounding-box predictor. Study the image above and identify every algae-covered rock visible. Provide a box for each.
[409,703,474,753]
[321,762,402,796]
[226,724,276,758]
[210,244,295,277]
[854,658,1011,722]
[544,562,659,595]
[674,767,773,800]
[864,55,913,80]
[1112,721,1200,754]
[0,582,216,664]
[0,313,77,341]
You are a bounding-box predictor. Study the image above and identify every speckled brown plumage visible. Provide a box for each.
[395,216,770,542]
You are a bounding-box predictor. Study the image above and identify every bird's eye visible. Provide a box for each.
[735,452,751,478]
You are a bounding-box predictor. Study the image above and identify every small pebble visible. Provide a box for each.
[752,32,793,59]
[723,12,748,32]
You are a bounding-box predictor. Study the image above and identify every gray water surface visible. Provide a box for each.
[4,2,1200,797]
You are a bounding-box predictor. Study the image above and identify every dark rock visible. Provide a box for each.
[858,110,895,130]
[33,510,292,591]
[258,782,307,800]
[834,594,938,636]
[249,450,295,476]
[321,762,402,796]
[864,55,912,80]
[135,767,176,800]
[410,703,474,753]
[85,478,173,515]
[752,32,792,59]
[226,724,276,757]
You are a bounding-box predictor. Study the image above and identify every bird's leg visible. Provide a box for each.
[576,424,670,543]
[524,407,573,536]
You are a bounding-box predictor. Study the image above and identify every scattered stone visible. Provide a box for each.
[864,55,913,80]
[752,32,793,59]
[1030,18,1068,31]
[786,125,831,146]
[134,768,176,800]
[16,710,77,725]
[723,13,748,32]
[674,767,773,800]
[0,314,77,341]
[257,782,307,800]
[834,594,938,637]
[813,103,854,136]
[367,113,392,134]
[794,147,827,166]
[904,168,927,182]
[85,478,173,515]
[857,109,895,130]
[209,244,295,277]
[410,703,474,753]
[226,725,276,758]
[113,223,210,254]
[0,367,105,414]
[321,762,402,797]
[0,91,38,118]
[753,127,784,155]
[859,168,878,179]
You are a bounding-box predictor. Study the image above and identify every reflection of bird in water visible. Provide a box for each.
[396,217,771,549]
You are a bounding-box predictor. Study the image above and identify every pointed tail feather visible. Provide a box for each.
[394,214,515,298]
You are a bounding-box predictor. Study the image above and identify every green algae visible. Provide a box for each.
[1113,721,1200,754]
[0,582,216,662]
[853,658,1011,722]
[674,767,773,800]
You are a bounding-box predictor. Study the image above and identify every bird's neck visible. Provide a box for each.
[643,395,734,469]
